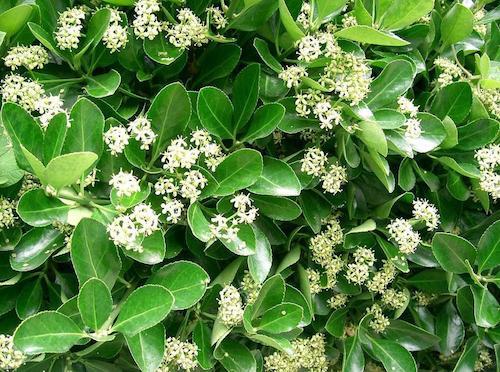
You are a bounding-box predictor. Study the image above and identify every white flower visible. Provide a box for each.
[161,137,200,172]
[297,35,322,62]
[412,198,440,230]
[209,214,239,242]
[217,285,244,327]
[207,6,227,29]
[133,0,162,40]
[104,126,130,155]
[128,116,156,150]
[35,94,67,129]
[154,177,178,196]
[366,304,390,333]
[179,170,207,202]
[342,14,358,28]
[327,293,348,309]
[279,65,308,88]
[313,100,342,130]
[107,215,141,251]
[367,261,396,294]
[109,171,141,197]
[296,2,312,29]
[4,45,49,70]
[353,247,376,266]
[1,74,45,112]
[0,198,16,229]
[381,288,408,309]
[161,198,184,223]
[321,163,347,194]
[0,334,25,370]
[55,7,87,50]
[387,218,421,255]
[346,262,370,285]
[475,144,500,200]
[190,129,212,148]
[397,96,419,118]
[404,118,422,139]
[473,10,487,37]
[434,57,463,87]
[130,203,160,236]
[103,9,128,53]
[158,337,198,371]
[166,8,208,49]
[301,147,328,177]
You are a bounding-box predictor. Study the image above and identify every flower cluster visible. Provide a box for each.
[240,271,261,305]
[103,9,128,53]
[0,197,16,229]
[397,97,419,118]
[166,8,208,49]
[109,171,141,197]
[412,198,440,230]
[264,334,329,372]
[381,288,408,309]
[157,337,198,371]
[366,304,390,333]
[55,6,87,50]
[295,90,343,131]
[217,285,244,327]
[434,58,463,87]
[366,261,397,294]
[345,247,376,285]
[104,116,156,155]
[279,66,308,88]
[327,293,348,309]
[474,349,493,371]
[0,74,66,128]
[0,334,25,370]
[107,203,160,252]
[207,6,228,30]
[387,218,421,255]
[133,0,162,40]
[301,147,347,194]
[475,144,500,200]
[473,10,487,37]
[4,45,48,70]
[475,87,500,119]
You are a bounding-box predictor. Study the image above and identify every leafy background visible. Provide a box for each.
[0,0,499,371]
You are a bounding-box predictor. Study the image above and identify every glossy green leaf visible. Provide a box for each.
[193,44,242,87]
[251,274,285,319]
[325,308,348,337]
[125,323,165,372]
[384,320,440,351]
[247,225,272,283]
[430,82,472,124]
[254,38,283,73]
[456,118,499,151]
[477,220,500,273]
[113,285,173,336]
[197,87,234,139]
[16,280,43,320]
[14,311,85,354]
[248,157,301,197]
[0,4,33,36]
[148,260,209,310]
[85,70,121,98]
[193,321,215,370]
[278,0,305,42]
[214,339,256,372]
[43,113,68,163]
[453,336,479,372]
[436,301,465,356]
[252,195,301,221]
[356,120,388,156]
[77,278,112,331]
[17,189,69,227]
[44,152,98,189]
[335,25,410,46]
[343,335,364,372]
[241,103,285,143]
[369,337,417,372]
[380,0,435,31]
[233,63,261,132]
[441,4,473,47]
[471,285,500,328]
[432,233,476,274]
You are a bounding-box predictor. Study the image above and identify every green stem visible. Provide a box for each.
[57,189,110,206]
[39,77,85,84]
[118,87,149,101]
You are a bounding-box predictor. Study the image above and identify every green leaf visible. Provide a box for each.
[433,156,480,179]
[247,333,293,354]
[477,220,500,273]
[193,44,242,87]
[193,321,215,370]
[456,118,499,151]
[335,25,410,46]
[441,4,473,47]
[228,0,279,31]
[369,337,417,372]
[124,230,166,265]
[254,38,283,73]
[252,195,301,221]
[379,0,434,31]
[10,227,65,272]
[74,8,111,60]
[0,4,33,36]
[365,60,415,109]
[384,320,440,351]
[407,269,449,293]
[255,303,302,334]
[110,182,151,211]
[16,280,43,320]
[247,225,272,283]
[247,156,301,197]
[62,98,105,156]
[436,300,464,356]
[432,233,476,273]
[221,223,257,256]
[430,82,472,124]
[44,152,98,189]
[251,274,285,319]
[407,113,446,153]
[373,109,406,129]
[113,285,173,336]
[125,323,165,372]
[70,219,122,289]
[456,286,475,324]
[315,0,347,23]
[102,0,135,5]
[144,35,183,65]
[325,308,348,337]
[14,311,85,354]
[85,70,121,98]
[77,278,112,331]
[148,260,209,310]
[343,335,364,372]
[300,190,331,233]
[17,189,69,227]
[356,120,388,156]
[187,202,213,243]
[214,339,256,372]
[471,285,500,328]
[214,149,263,196]
[241,103,285,142]
[233,63,261,133]
[197,87,234,139]
[284,284,312,326]
[453,336,479,372]
[43,113,68,163]
[278,0,305,42]
[2,102,44,171]
[0,129,23,187]
[148,82,191,162]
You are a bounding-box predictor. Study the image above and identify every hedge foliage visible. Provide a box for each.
[0,0,499,371]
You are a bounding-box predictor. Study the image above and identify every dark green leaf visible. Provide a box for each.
[17,189,69,227]
[214,149,263,196]
[432,233,476,273]
[125,323,165,372]
[77,278,112,331]
[197,87,234,139]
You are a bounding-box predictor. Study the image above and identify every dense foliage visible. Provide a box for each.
[0,0,499,371]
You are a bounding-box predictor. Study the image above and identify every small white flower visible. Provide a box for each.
[475,144,500,200]
[387,218,421,255]
[55,7,87,50]
[130,203,160,236]
[321,163,347,194]
[107,215,141,251]
[1,74,45,112]
[4,45,49,70]
[412,198,440,230]
[434,57,463,87]
[0,334,25,370]
[217,285,244,327]
[297,35,322,62]
[109,171,141,197]
[404,118,422,139]
[166,8,208,49]
[128,116,157,150]
[0,198,16,229]
[133,0,162,40]
[104,126,130,155]
[397,96,419,118]
[301,147,328,177]
[154,177,178,196]
[158,337,198,371]
[313,100,342,130]
[207,6,228,29]
[161,198,184,223]
[279,65,308,88]
[103,9,128,53]
[35,94,67,129]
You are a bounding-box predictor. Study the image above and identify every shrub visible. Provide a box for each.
[0,0,498,371]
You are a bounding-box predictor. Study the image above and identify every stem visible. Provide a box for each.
[451,45,473,78]
[39,77,85,84]
[57,189,110,206]
[118,87,149,101]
